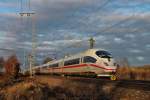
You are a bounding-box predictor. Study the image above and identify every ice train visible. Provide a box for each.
[33,49,118,80]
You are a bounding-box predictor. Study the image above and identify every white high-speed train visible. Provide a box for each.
[33,49,118,80]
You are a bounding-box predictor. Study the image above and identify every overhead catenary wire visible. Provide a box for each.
[93,16,135,37]
[64,0,142,49]
[61,0,112,50]
[96,0,111,11]
[35,0,112,58]
[19,0,36,77]
[20,0,26,69]
[28,0,31,11]
[93,1,145,37]
[20,0,23,13]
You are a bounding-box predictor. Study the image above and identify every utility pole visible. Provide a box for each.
[19,12,36,77]
[28,54,33,76]
[88,37,95,49]
[19,0,36,77]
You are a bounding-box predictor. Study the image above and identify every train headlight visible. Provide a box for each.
[104,62,109,66]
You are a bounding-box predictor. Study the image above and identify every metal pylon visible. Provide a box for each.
[19,0,36,77]
[89,37,95,49]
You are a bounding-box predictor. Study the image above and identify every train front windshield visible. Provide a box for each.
[96,51,112,58]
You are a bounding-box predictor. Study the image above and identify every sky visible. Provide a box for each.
[0,0,150,67]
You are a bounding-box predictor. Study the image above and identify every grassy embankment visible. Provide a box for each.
[0,76,149,100]
[116,65,150,80]
[0,65,149,100]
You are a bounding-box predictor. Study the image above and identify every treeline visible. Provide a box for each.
[0,55,20,79]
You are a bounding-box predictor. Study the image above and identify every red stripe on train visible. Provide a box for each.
[50,63,116,71]
[89,64,116,70]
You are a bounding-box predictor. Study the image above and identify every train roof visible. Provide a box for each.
[46,48,106,64]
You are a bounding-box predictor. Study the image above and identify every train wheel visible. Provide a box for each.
[110,75,117,80]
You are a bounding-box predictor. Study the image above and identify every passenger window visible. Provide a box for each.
[43,66,47,68]
[83,56,97,63]
[49,63,58,67]
[64,58,80,66]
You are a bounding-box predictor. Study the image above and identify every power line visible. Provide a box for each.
[93,0,146,37]
[20,0,23,12]
[93,16,134,36]
[97,0,111,11]
[28,0,31,11]
[19,0,36,77]
[57,0,111,50]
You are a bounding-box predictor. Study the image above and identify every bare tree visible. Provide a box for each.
[117,57,130,67]
[122,57,130,67]
[0,57,5,73]
[4,55,20,79]
[0,57,5,67]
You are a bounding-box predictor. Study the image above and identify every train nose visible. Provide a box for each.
[104,65,117,72]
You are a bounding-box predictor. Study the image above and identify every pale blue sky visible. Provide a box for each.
[0,0,150,66]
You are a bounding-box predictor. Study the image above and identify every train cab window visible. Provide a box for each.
[96,51,112,58]
[64,58,80,66]
[49,63,58,67]
[83,56,97,63]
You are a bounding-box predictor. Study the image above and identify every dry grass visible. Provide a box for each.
[116,65,150,80]
[0,65,149,99]
[0,76,149,100]
[0,77,110,100]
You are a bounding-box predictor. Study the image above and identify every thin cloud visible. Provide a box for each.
[0,0,150,65]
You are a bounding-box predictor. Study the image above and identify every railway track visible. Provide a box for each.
[35,75,150,91]
[0,74,149,91]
